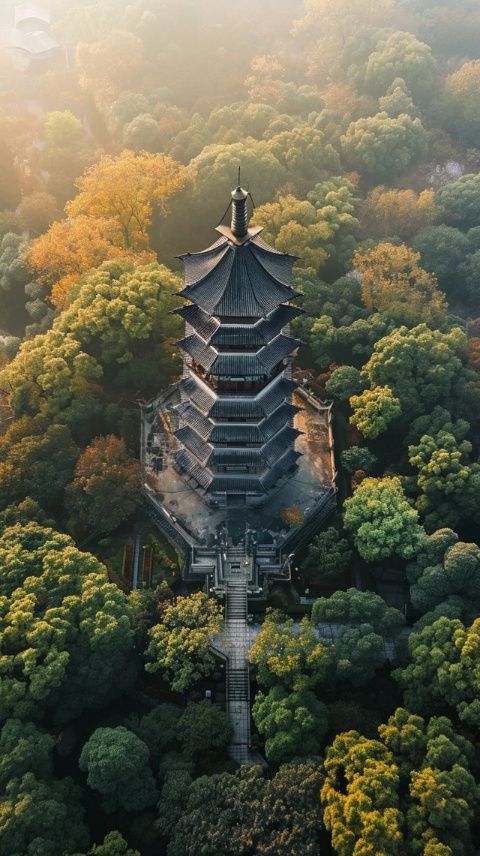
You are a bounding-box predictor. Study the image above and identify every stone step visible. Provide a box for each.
[228,668,249,700]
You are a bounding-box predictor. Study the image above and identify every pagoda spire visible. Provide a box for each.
[231,185,249,237]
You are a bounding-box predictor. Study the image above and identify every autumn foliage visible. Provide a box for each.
[354,242,448,326]
[66,434,140,534]
[66,150,194,250]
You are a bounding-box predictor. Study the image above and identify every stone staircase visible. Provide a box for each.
[226,579,248,619]
[223,575,261,764]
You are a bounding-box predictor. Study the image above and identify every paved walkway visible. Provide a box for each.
[212,547,265,765]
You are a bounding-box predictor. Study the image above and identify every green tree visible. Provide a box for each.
[350,385,402,438]
[341,112,427,182]
[344,477,425,562]
[177,701,232,761]
[333,623,387,686]
[0,719,54,788]
[79,726,158,812]
[248,612,333,690]
[57,260,182,391]
[74,832,140,856]
[407,529,480,620]
[0,233,34,336]
[0,260,182,443]
[0,333,104,444]
[459,248,480,307]
[0,497,53,533]
[0,138,21,212]
[436,174,480,230]
[364,32,436,101]
[378,78,417,118]
[123,113,162,152]
[0,773,88,856]
[340,446,377,474]
[358,324,474,424]
[156,770,193,839]
[408,430,480,530]
[66,435,140,535]
[252,679,328,765]
[312,588,405,636]
[447,60,480,130]
[0,523,136,722]
[165,762,323,856]
[325,365,365,401]
[395,617,480,728]
[322,708,479,855]
[251,176,359,274]
[145,592,223,692]
[412,225,470,296]
[42,110,93,203]
[0,419,79,511]
[302,526,352,582]
[405,406,471,447]
[125,703,181,768]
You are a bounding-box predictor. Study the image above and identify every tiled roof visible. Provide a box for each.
[260,402,299,440]
[261,449,301,490]
[179,375,216,414]
[174,448,212,489]
[209,474,265,493]
[257,376,297,414]
[175,304,219,340]
[210,423,263,443]
[179,232,298,318]
[210,325,265,348]
[262,425,300,465]
[210,447,263,465]
[175,401,213,440]
[178,334,217,371]
[257,334,299,373]
[179,333,298,378]
[209,398,265,419]
[209,375,297,419]
[175,425,212,464]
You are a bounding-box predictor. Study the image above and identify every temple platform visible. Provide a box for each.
[141,384,335,553]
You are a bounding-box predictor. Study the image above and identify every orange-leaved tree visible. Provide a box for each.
[28,150,193,307]
[27,215,135,309]
[66,434,140,535]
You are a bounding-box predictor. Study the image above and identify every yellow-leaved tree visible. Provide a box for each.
[361,186,436,240]
[354,242,448,326]
[66,150,194,250]
[28,150,193,306]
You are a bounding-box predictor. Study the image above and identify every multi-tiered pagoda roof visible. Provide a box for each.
[173,186,303,506]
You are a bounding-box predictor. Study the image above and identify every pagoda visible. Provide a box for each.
[172,185,303,508]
